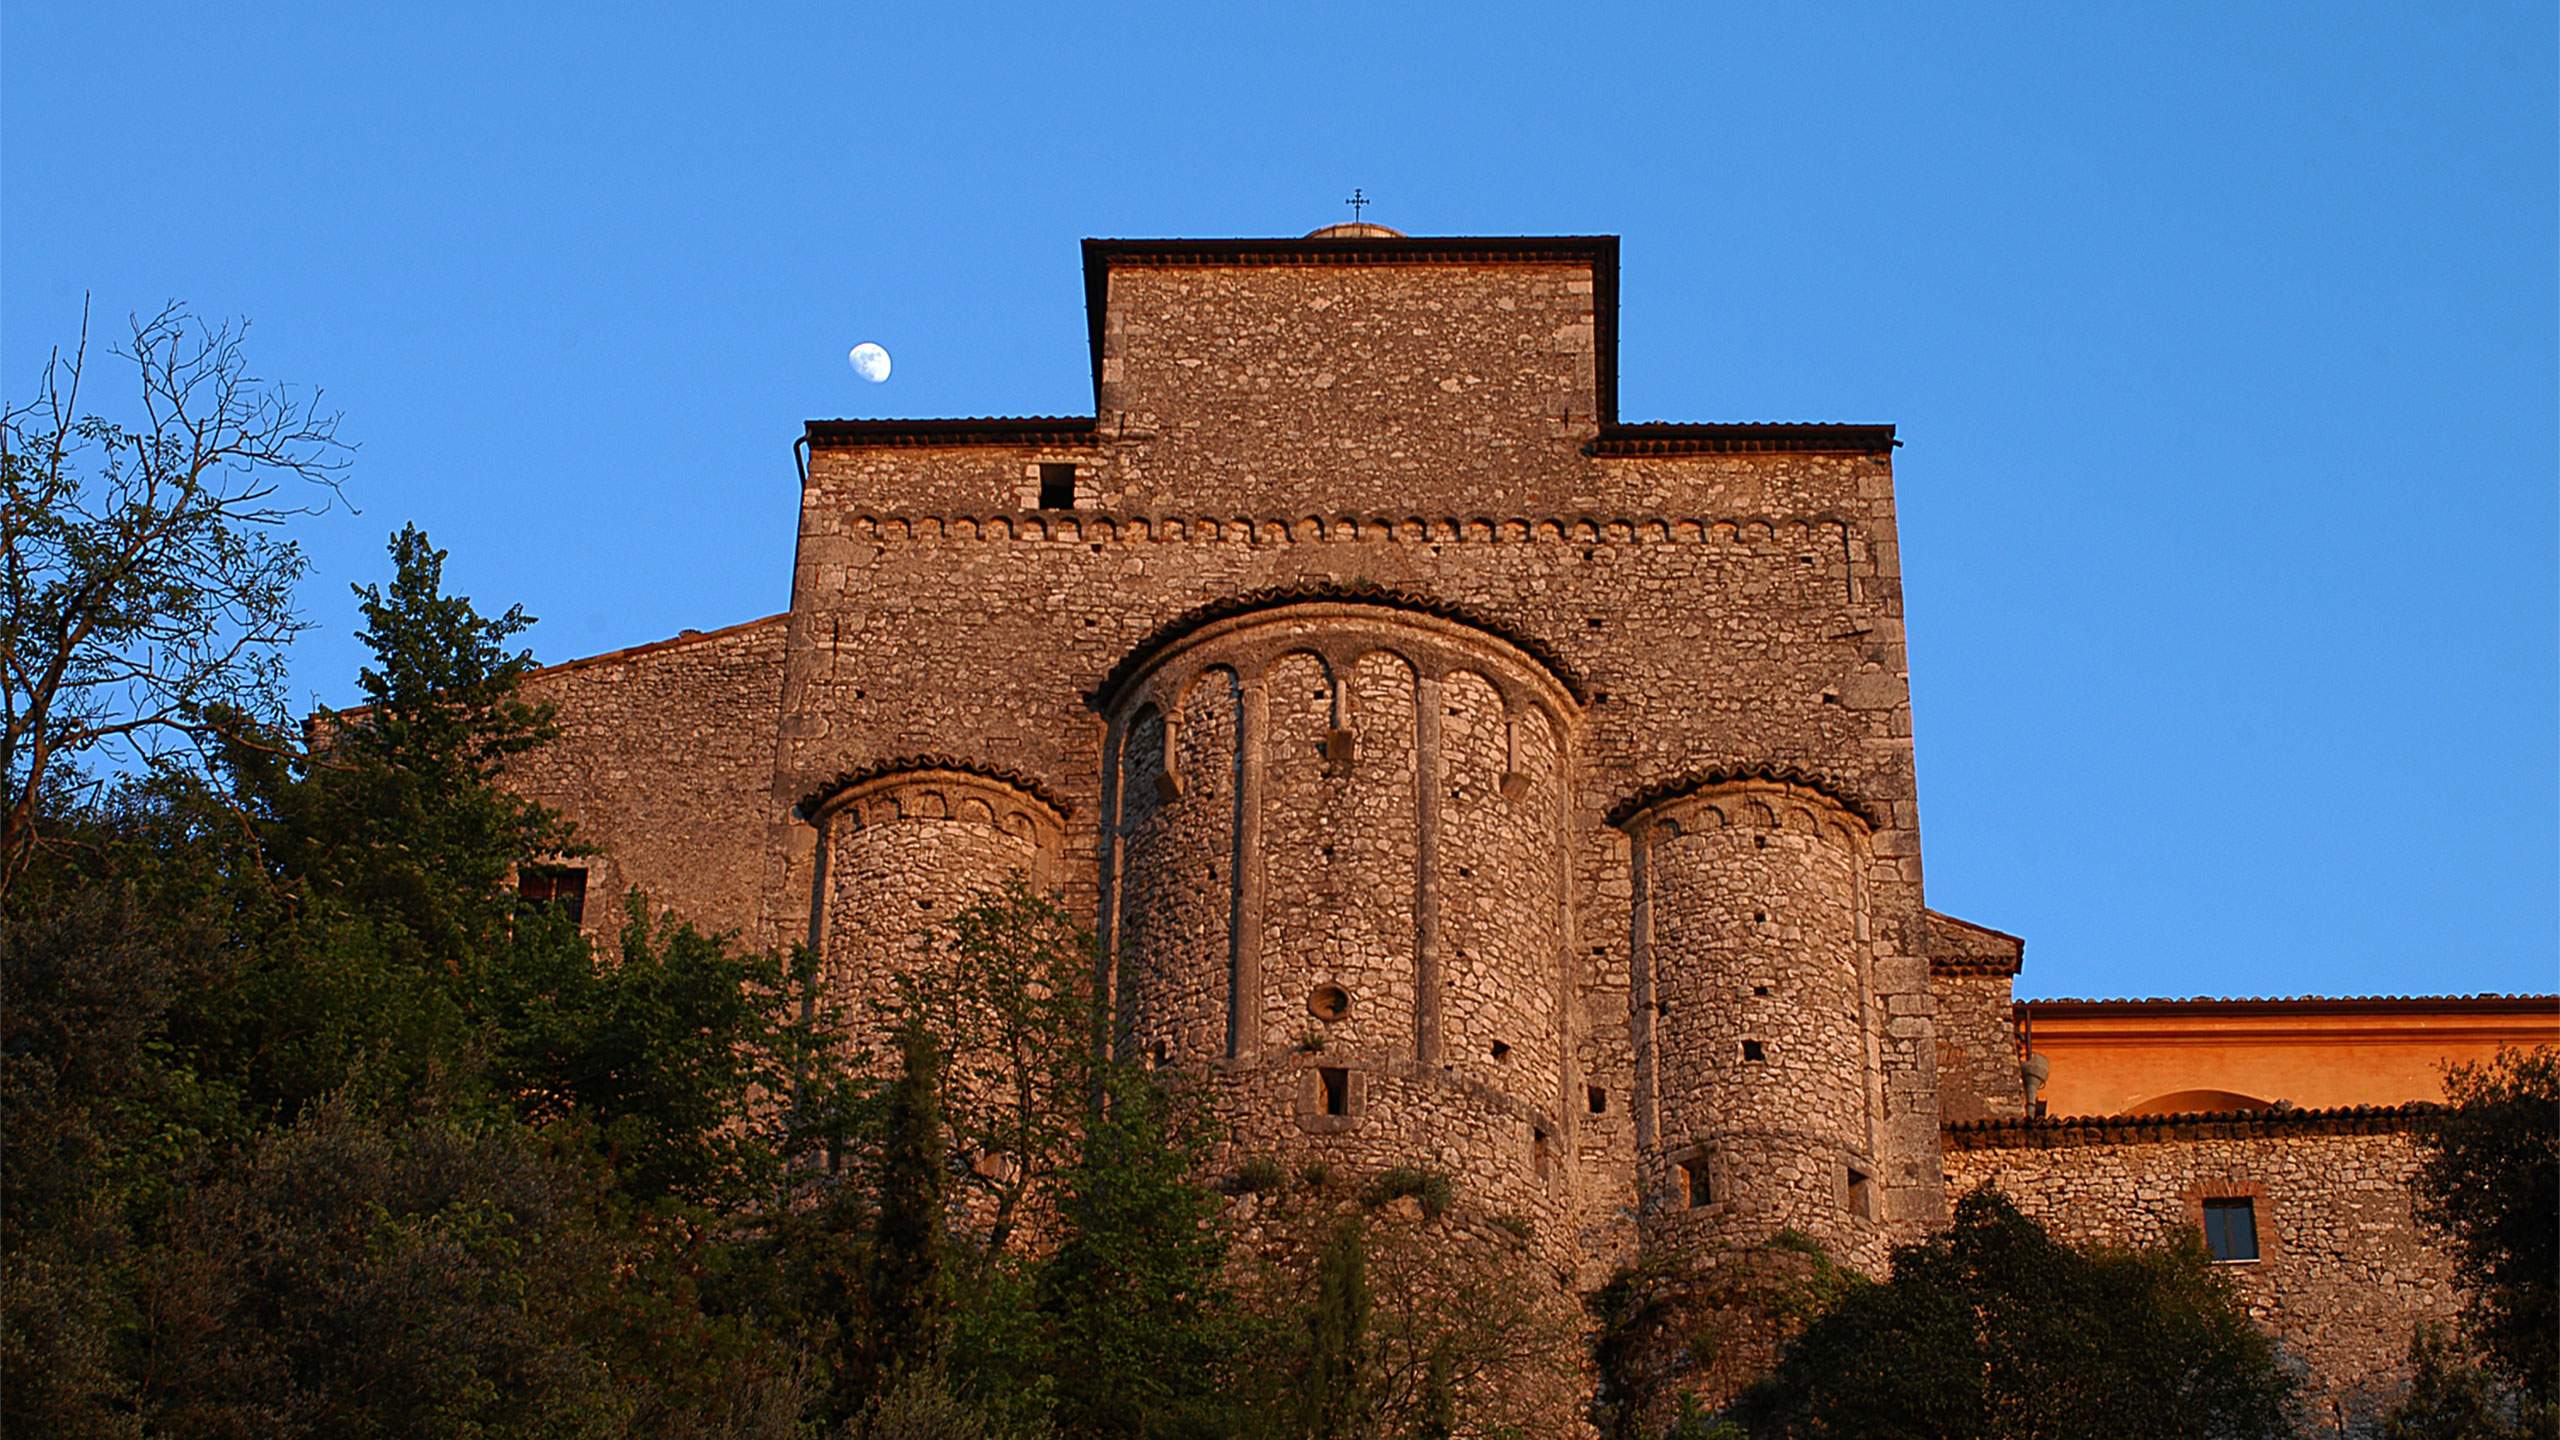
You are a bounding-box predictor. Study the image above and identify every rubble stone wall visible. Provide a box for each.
[1944,1116,2460,1425]
[510,615,787,941]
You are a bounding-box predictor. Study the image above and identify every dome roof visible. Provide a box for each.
[1303,222,1405,239]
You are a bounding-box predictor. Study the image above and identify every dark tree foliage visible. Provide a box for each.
[2,527,840,1437]
[2378,1326,2557,1440]
[1730,1188,2300,1440]
[2410,1046,2560,1408]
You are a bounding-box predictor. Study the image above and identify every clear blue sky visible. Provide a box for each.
[7,3,2553,1002]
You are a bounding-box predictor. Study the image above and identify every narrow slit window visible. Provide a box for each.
[1533,1127,1551,1180]
[517,865,587,925]
[1037,463,1077,510]
[1318,1066,1350,1117]
[1680,1157,1712,1208]
[2202,1198,2259,1262]
[1588,1086,1607,1115]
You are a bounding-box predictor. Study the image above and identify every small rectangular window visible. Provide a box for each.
[1680,1157,1712,1208]
[2202,1198,2259,1262]
[517,865,587,925]
[1587,1086,1607,1115]
[1533,1127,1551,1180]
[1741,1039,1766,1062]
[1037,463,1077,510]
[1318,1066,1349,1117]
[1846,1165,1873,1220]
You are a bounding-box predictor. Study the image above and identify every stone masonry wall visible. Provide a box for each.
[1095,260,1600,515]
[510,615,787,941]
[774,475,1941,1283]
[1944,1115,2460,1427]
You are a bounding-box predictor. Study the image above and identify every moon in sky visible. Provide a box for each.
[848,342,892,383]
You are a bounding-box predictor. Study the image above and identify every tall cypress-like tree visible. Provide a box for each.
[871,1013,948,1379]
[1299,1219,1373,1440]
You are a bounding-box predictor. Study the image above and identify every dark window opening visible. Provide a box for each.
[1680,1157,1712,1208]
[517,865,587,925]
[1151,1040,1170,1068]
[1587,1086,1607,1115]
[1037,463,1076,509]
[1533,1127,1551,1180]
[1308,984,1351,1021]
[1742,1039,1766,1062]
[1490,1040,1511,1062]
[1846,1165,1873,1220]
[2203,1198,2259,1262]
[1752,985,1770,997]
[1318,1066,1350,1117]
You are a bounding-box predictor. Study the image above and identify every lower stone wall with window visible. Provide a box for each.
[1942,1107,2459,1429]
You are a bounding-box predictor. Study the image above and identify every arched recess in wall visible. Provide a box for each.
[800,762,1067,1061]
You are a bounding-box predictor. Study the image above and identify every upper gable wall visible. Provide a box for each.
[1096,259,1601,514]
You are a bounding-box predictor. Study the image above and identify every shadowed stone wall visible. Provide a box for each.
[1945,1111,2461,1428]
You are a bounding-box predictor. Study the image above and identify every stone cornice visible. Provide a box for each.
[1604,766,1884,831]
[832,510,1862,548]
[1091,582,1589,711]
[792,755,1071,824]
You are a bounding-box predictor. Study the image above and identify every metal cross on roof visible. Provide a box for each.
[1344,188,1371,223]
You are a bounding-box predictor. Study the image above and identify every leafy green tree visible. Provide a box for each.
[1040,1063,1238,1439]
[898,876,1100,1260]
[1730,1188,2299,1440]
[2411,1046,2560,1409]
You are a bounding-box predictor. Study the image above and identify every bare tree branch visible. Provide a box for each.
[0,299,350,898]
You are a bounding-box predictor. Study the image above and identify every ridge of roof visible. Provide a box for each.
[520,613,790,680]
[2019,994,2560,1015]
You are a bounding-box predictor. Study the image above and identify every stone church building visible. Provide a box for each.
[498,224,2555,1422]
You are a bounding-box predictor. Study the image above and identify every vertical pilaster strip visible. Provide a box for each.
[1413,670,1445,1065]
[1228,672,1267,1062]
[1629,827,1658,1153]
[1094,715,1126,1062]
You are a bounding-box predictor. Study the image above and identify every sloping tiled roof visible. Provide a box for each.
[804,417,1096,449]
[1944,1101,2442,1149]
[2020,994,2559,1018]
